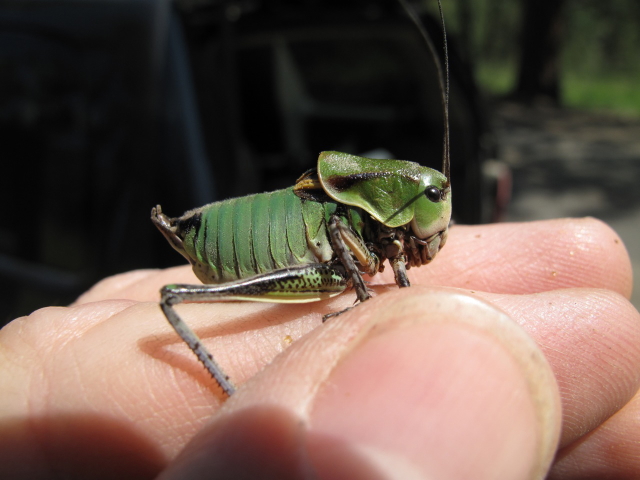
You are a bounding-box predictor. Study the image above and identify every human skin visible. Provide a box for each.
[0,218,638,479]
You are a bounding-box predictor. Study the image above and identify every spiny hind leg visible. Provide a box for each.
[159,264,347,396]
[160,292,237,396]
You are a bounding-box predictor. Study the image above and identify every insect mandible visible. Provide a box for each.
[151,0,451,397]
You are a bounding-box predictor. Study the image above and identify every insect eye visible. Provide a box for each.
[425,186,441,202]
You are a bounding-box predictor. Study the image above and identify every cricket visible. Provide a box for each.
[151,0,452,397]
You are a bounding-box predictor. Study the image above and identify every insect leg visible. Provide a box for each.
[390,257,411,288]
[159,264,347,395]
[328,215,378,303]
[160,291,237,396]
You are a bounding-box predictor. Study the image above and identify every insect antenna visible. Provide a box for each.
[397,0,451,184]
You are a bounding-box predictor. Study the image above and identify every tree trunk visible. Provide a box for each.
[512,0,565,105]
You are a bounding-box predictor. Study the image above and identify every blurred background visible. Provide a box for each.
[0,0,638,324]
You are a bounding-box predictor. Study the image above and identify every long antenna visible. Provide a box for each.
[397,0,451,184]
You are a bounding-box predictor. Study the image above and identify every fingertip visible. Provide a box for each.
[551,217,632,299]
[307,290,561,479]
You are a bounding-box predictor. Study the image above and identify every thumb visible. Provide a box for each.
[160,289,561,480]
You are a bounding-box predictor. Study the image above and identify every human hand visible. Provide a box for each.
[1,218,637,479]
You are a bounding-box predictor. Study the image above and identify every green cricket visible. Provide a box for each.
[151,0,451,397]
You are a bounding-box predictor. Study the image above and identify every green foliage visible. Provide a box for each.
[564,72,640,115]
[564,0,640,74]
[423,0,640,115]
[475,62,516,95]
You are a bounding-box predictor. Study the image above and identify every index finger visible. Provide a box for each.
[377,218,632,297]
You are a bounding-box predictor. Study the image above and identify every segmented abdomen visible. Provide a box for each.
[182,188,333,284]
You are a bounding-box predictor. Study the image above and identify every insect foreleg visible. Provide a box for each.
[390,257,410,288]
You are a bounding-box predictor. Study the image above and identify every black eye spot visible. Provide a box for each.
[425,186,441,202]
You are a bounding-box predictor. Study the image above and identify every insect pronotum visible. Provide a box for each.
[152,0,451,396]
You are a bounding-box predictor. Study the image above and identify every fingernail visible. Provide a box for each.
[307,295,558,480]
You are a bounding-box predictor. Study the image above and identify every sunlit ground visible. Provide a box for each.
[488,100,640,309]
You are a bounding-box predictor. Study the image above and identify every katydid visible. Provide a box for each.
[152,0,451,397]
